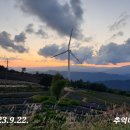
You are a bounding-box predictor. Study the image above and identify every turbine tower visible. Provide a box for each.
[51,29,81,81]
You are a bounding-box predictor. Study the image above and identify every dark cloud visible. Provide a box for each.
[25,23,34,34]
[88,38,130,64]
[70,0,83,19]
[38,44,67,60]
[35,29,48,38]
[109,12,130,31]
[25,23,48,38]
[0,31,28,53]
[18,0,84,38]
[14,32,26,43]
[38,44,93,63]
[38,44,60,57]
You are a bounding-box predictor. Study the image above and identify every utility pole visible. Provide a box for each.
[5,58,8,87]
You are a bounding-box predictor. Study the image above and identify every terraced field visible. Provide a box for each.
[0,80,130,130]
[0,80,130,119]
[66,89,130,106]
[0,80,49,116]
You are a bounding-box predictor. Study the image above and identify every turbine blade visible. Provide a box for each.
[51,50,68,58]
[70,51,81,64]
[68,29,73,49]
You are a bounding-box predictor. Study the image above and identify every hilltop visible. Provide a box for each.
[0,65,53,84]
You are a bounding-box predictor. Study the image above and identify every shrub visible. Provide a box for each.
[42,97,57,105]
[51,74,67,100]
[69,100,80,106]
[32,95,56,103]
[58,98,80,106]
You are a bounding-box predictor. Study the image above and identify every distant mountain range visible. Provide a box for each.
[45,70,129,82]
[99,80,130,91]
[22,65,130,75]
[13,65,130,91]
[45,70,130,91]
[104,65,130,75]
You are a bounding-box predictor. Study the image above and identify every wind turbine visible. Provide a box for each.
[51,29,81,81]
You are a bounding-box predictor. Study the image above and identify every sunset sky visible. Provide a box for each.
[0,0,130,68]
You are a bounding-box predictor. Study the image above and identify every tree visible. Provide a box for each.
[50,74,67,100]
[52,73,64,83]
[89,83,107,92]
[21,67,26,73]
[0,65,6,71]
[39,74,53,88]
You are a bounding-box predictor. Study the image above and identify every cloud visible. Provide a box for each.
[70,0,83,19]
[38,38,130,65]
[35,29,48,38]
[0,57,22,61]
[25,23,48,38]
[18,0,84,38]
[25,23,34,34]
[0,31,28,53]
[14,32,26,43]
[88,38,130,64]
[38,44,93,63]
[38,44,67,60]
[110,31,124,40]
[83,36,93,42]
[72,47,93,63]
[109,12,130,31]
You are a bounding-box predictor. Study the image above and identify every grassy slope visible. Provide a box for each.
[66,89,130,105]
[1,89,130,130]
